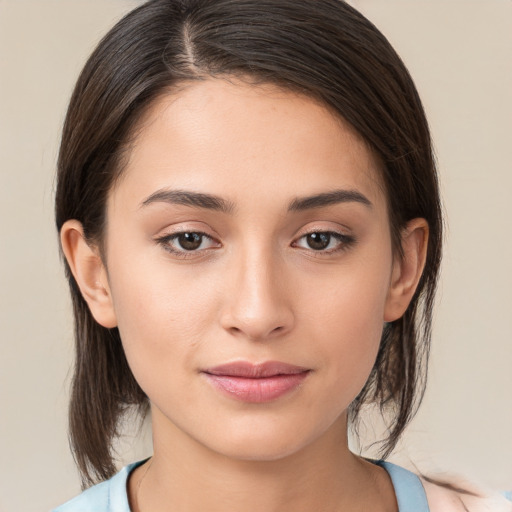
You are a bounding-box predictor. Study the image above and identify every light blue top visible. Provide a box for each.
[53,459,431,511]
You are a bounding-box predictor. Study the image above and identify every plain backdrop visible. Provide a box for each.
[0,1,510,511]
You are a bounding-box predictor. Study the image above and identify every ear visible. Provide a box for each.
[384,218,429,322]
[60,220,117,328]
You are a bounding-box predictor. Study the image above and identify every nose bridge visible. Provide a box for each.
[221,240,294,341]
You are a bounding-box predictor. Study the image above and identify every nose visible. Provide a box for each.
[219,247,295,342]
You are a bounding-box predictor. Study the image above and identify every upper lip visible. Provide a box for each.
[203,361,310,378]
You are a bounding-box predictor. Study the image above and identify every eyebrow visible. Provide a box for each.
[140,188,372,213]
[140,189,235,213]
[287,189,372,211]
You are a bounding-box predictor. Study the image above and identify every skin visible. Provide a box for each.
[61,78,429,512]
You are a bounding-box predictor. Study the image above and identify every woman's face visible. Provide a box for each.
[100,79,403,460]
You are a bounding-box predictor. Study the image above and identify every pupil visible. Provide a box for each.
[178,232,202,250]
[307,232,330,250]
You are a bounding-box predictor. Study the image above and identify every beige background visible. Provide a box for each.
[0,1,510,511]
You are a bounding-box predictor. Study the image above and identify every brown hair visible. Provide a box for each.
[56,0,442,488]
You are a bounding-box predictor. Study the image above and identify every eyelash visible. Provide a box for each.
[292,230,355,254]
[155,230,355,259]
[155,231,220,259]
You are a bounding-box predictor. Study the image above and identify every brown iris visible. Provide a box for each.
[306,232,331,250]
[177,232,203,250]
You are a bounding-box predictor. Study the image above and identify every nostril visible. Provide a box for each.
[219,292,295,341]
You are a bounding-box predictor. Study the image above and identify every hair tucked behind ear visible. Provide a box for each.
[56,0,442,487]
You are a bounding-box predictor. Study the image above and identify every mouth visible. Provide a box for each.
[202,361,311,403]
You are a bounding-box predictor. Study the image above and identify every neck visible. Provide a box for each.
[129,411,397,512]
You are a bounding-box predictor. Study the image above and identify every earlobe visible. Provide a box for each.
[384,218,429,322]
[60,220,117,328]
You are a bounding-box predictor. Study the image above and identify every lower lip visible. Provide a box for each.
[204,372,310,403]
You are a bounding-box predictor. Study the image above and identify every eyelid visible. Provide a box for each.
[153,223,356,259]
[153,221,219,243]
[292,228,356,254]
[154,229,222,259]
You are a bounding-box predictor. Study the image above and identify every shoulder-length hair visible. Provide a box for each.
[56,0,442,487]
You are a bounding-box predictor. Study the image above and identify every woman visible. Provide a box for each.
[52,0,511,510]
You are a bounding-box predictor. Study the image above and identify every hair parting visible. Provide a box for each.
[56,0,442,487]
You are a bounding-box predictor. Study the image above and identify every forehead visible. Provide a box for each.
[113,78,386,212]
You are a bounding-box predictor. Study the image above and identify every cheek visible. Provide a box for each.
[317,301,383,396]
[304,254,391,337]
[301,255,392,393]
[105,251,220,389]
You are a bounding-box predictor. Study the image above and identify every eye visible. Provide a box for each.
[293,231,354,253]
[156,231,220,256]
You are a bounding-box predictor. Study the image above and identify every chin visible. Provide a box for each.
[200,416,332,464]
[213,437,310,463]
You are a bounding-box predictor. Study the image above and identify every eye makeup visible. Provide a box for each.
[154,227,357,261]
[155,230,221,259]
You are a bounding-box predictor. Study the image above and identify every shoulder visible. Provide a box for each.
[52,461,143,512]
[421,477,512,512]
[52,479,111,512]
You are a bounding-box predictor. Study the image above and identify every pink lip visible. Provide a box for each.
[202,361,310,403]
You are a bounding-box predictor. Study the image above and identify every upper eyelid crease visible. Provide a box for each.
[294,230,355,246]
[155,231,220,255]
[157,231,217,243]
[139,188,372,213]
[156,230,353,257]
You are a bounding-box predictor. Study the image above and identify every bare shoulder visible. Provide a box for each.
[421,477,512,512]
